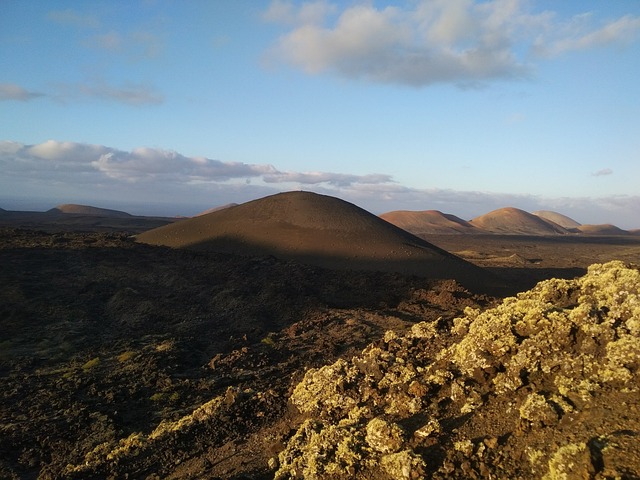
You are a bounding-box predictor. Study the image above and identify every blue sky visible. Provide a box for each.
[1,1,639,228]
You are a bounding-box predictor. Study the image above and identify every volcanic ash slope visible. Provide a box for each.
[276,261,640,479]
[136,191,499,293]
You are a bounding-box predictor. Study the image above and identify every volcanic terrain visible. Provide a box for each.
[136,192,500,294]
[1,191,639,479]
[379,210,478,235]
[469,207,570,235]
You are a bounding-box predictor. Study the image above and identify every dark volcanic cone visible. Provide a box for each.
[136,191,501,293]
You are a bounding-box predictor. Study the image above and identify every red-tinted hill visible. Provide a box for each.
[470,207,569,235]
[136,191,501,293]
[533,210,581,229]
[380,210,478,235]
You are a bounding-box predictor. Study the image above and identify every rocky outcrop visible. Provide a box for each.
[276,261,640,479]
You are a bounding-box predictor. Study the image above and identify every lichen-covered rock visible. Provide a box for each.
[289,359,360,419]
[543,443,594,480]
[519,392,558,427]
[365,417,404,454]
[379,450,426,479]
[276,262,640,479]
[274,419,368,479]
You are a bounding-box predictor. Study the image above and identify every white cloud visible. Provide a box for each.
[534,14,640,57]
[1,140,638,228]
[27,140,111,163]
[264,0,640,87]
[92,148,278,182]
[592,168,613,177]
[263,171,393,187]
[0,140,392,187]
[0,83,44,101]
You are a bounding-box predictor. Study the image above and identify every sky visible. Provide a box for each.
[1,0,639,228]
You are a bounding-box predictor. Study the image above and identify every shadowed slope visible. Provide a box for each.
[136,191,501,293]
[380,210,478,235]
[470,207,569,235]
[533,210,581,229]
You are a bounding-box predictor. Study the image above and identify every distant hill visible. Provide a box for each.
[576,224,630,235]
[0,204,177,233]
[136,191,501,293]
[380,210,478,235]
[470,207,569,235]
[47,204,132,218]
[533,210,581,229]
[194,203,238,217]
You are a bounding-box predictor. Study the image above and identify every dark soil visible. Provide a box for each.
[1,226,638,479]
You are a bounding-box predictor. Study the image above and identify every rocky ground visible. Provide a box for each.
[1,227,639,479]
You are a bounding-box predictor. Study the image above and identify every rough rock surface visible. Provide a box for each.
[276,261,640,479]
[2,226,639,479]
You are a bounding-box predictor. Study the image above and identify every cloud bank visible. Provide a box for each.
[264,0,640,87]
[1,140,638,228]
[0,140,390,187]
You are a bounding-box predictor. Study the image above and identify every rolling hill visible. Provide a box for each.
[379,210,478,235]
[576,224,630,235]
[532,210,581,229]
[470,207,569,235]
[47,204,133,217]
[136,191,500,292]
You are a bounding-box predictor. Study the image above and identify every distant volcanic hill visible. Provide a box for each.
[576,224,630,235]
[470,207,569,235]
[136,191,500,292]
[47,204,132,218]
[380,210,478,235]
[533,210,581,229]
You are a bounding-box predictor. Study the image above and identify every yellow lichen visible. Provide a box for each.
[276,262,640,479]
[519,392,558,426]
[365,417,404,454]
[543,443,593,480]
[379,450,426,480]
